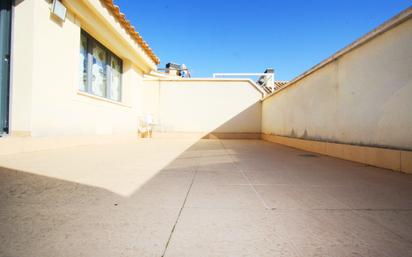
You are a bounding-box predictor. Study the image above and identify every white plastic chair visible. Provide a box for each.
[138,114,155,138]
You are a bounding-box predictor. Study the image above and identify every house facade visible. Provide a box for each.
[0,0,265,137]
[2,0,160,137]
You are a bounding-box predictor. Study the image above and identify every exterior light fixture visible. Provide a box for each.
[50,0,67,21]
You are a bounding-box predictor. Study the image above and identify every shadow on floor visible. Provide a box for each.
[1,139,412,257]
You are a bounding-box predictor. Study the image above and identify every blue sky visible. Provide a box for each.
[114,0,412,80]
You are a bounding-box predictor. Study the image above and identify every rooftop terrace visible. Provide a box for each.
[1,2,411,256]
[1,138,412,256]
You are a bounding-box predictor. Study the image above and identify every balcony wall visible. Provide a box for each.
[142,79,263,137]
[261,10,412,172]
[262,14,412,151]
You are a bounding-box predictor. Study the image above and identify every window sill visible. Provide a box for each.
[76,91,131,108]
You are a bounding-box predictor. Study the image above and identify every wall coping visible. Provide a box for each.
[263,6,412,101]
[143,77,266,98]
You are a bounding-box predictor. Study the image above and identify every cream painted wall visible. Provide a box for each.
[10,0,153,136]
[10,0,262,137]
[262,17,412,150]
[10,0,35,134]
[12,0,410,142]
[142,79,263,133]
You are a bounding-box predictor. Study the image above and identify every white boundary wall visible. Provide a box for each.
[262,13,412,150]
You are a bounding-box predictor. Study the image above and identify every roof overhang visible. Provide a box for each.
[64,0,159,73]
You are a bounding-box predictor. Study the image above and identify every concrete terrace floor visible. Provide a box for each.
[1,138,412,257]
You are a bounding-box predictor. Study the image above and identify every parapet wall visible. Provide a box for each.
[141,79,263,138]
[261,8,412,173]
[262,10,412,151]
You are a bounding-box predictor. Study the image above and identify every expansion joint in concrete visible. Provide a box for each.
[161,167,197,257]
[218,139,272,210]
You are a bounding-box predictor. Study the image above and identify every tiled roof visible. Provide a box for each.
[101,0,160,65]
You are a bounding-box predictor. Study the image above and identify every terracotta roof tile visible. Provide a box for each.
[101,0,160,65]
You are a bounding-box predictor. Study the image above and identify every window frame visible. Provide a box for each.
[80,30,123,102]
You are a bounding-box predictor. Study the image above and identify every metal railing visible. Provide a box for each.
[213,73,275,93]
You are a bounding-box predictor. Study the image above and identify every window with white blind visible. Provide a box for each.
[79,30,122,101]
